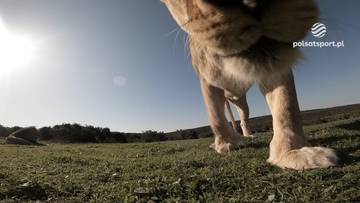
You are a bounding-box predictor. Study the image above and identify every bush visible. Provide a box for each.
[95,128,111,143]
[0,125,23,137]
[3,124,194,144]
[176,130,199,140]
[140,130,167,142]
[39,127,53,140]
[0,125,9,137]
[107,132,127,143]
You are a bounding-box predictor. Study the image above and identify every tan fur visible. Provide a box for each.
[162,0,338,170]
[227,95,253,138]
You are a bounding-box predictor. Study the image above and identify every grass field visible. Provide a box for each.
[0,118,359,202]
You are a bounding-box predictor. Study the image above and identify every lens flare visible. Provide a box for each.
[0,18,36,74]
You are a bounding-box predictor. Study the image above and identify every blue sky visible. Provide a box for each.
[0,0,359,132]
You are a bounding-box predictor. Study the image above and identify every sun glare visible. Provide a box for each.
[0,19,36,74]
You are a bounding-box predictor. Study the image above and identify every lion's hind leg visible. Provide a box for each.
[227,94,254,138]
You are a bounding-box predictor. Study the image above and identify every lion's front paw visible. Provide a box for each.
[209,142,237,153]
[269,147,338,170]
[209,135,243,154]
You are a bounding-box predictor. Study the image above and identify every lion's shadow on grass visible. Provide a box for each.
[309,133,357,146]
[309,120,360,144]
[313,120,360,166]
[337,120,360,131]
[337,149,360,166]
[244,141,268,149]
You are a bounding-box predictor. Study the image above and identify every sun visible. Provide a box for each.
[0,19,36,74]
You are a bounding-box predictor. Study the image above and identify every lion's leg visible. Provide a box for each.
[259,71,338,170]
[230,95,254,138]
[225,100,238,132]
[201,79,242,153]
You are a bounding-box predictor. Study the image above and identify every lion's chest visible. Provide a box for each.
[196,57,262,96]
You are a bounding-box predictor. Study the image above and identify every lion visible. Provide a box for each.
[161,0,338,170]
[224,98,253,138]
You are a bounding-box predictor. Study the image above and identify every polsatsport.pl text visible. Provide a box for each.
[293,40,345,48]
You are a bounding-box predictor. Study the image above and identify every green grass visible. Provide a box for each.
[0,118,359,202]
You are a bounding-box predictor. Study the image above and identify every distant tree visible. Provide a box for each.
[95,128,111,143]
[39,127,53,140]
[54,124,73,142]
[1,123,177,144]
[78,125,97,143]
[179,130,199,140]
[0,125,9,137]
[124,133,140,143]
[141,130,167,142]
[51,123,96,143]
[109,132,127,143]
[8,126,22,135]
[188,130,199,139]
[198,132,213,138]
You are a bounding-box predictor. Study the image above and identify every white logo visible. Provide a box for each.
[311,23,327,38]
[293,22,344,49]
